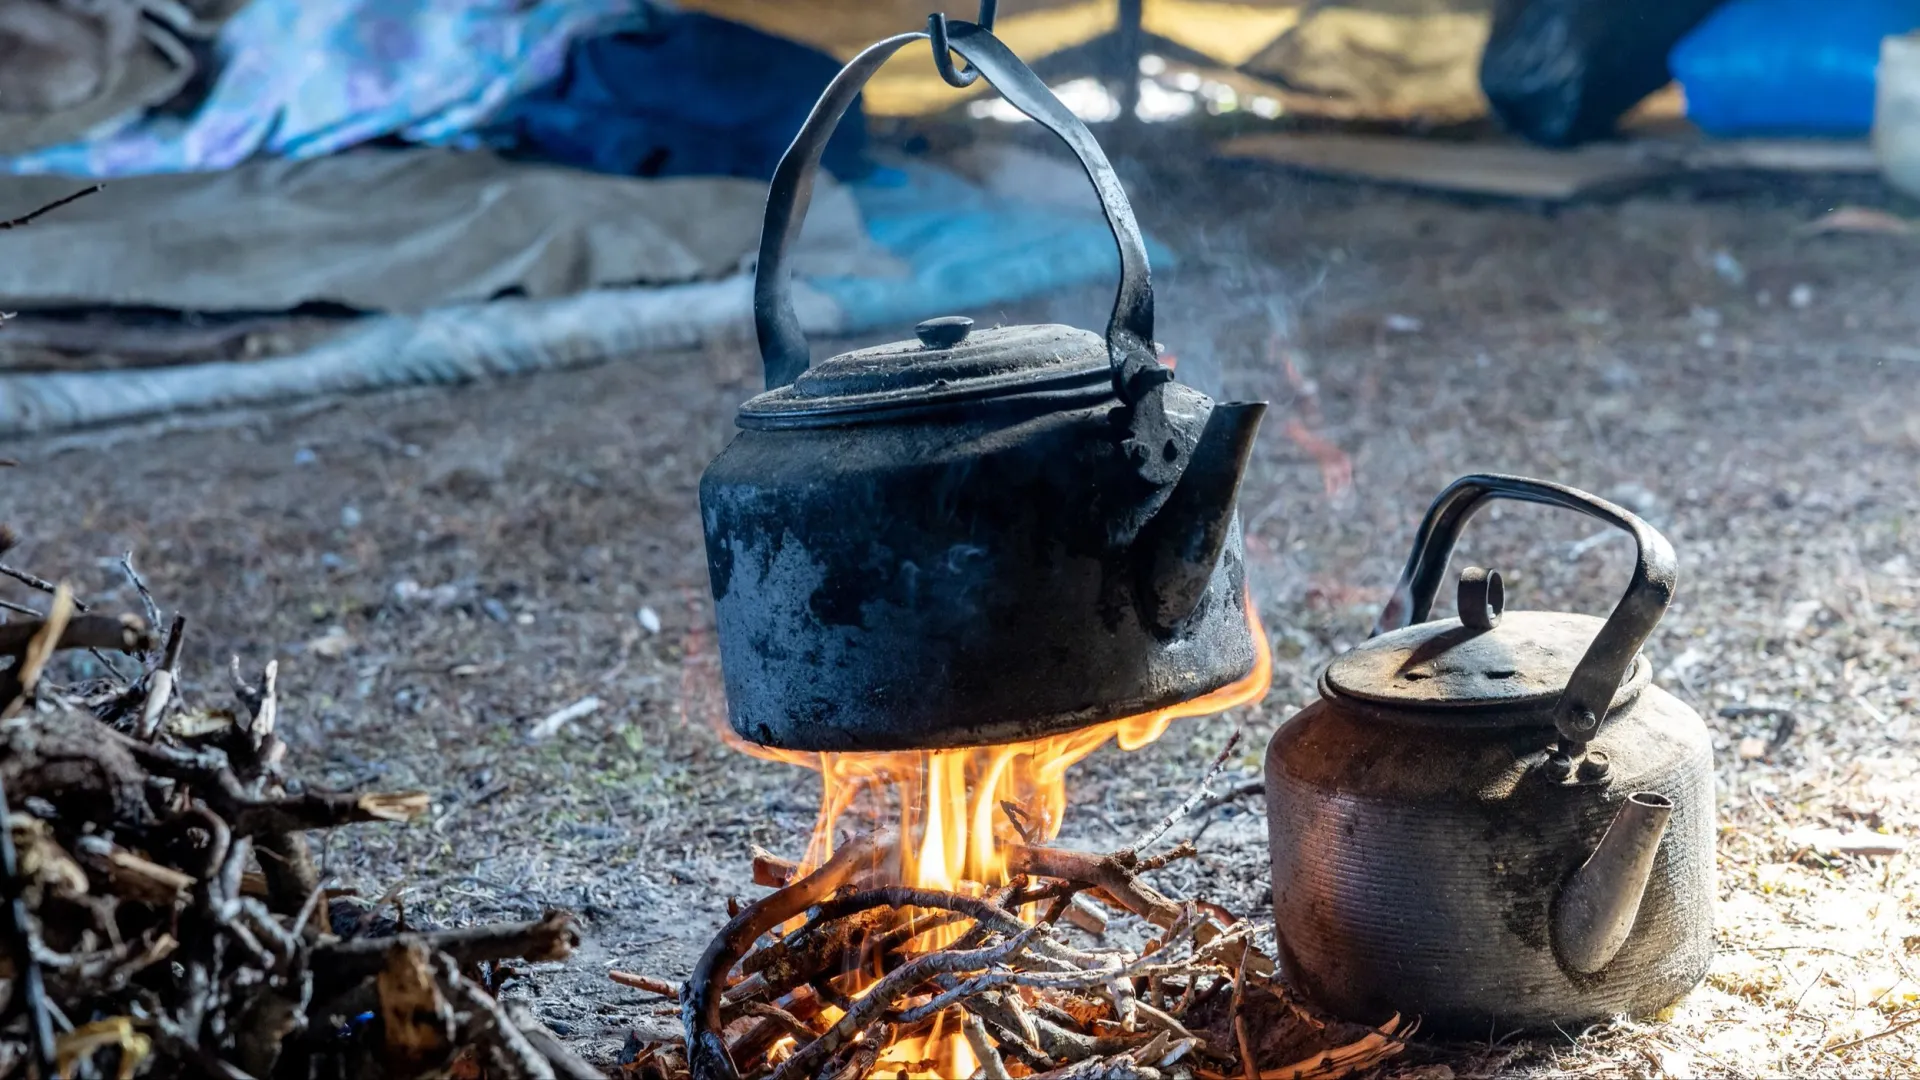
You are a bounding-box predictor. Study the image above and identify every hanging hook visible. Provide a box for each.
[928,1,998,88]
[927,13,978,87]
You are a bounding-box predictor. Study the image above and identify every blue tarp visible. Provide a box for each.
[820,162,1174,333]
[1672,0,1920,136]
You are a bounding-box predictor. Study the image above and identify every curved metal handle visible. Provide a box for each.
[753,19,1160,401]
[1371,474,1679,746]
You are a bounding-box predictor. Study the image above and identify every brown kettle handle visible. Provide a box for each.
[1371,474,1679,747]
[752,19,1161,402]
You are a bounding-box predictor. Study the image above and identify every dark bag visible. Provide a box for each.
[489,11,869,182]
[1479,0,1728,146]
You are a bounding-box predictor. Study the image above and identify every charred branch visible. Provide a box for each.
[315,910,581,990]
[0,613,152,657]
[681,830,893,1080]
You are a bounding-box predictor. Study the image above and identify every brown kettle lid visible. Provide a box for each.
[1322,609,1649,722]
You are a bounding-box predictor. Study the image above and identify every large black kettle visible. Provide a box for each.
[699,20,1268,753]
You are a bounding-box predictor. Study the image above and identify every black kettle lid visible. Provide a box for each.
[1322,609,1649,722]
[737,318,1115,430]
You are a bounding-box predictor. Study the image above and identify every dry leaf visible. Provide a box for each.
[359,791,432,823]
[56,1017,151,1080]
[1787,826,1908,857]
[11,816,89,898]
[1250,1014,1410,1080]
[378,941,455,1072]
[11,583,73,706]
[306,627,354,659]
[103,849,194,905]
[166,707,239,739]
[1800,206,1917,237]
[1643,1041,1695,1079]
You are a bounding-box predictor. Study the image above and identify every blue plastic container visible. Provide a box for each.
[1671,0,1920,135]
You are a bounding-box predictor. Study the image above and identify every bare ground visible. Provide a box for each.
[4,150,1918,1078]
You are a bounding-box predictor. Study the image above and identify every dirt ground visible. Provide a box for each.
[4,147,1918,1078]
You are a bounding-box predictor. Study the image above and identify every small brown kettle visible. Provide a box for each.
[1264,474,1715,1034]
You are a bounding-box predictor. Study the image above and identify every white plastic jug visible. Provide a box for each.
[1876,32,1920,199]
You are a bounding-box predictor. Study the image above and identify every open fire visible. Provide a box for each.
[719,612,1273,1078]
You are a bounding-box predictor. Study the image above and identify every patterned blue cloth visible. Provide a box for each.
[0,0,650,177]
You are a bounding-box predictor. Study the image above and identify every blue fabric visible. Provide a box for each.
[487,12,869,181]
[0,0,648,178]
[1672,0,1920,136]
[814,163,1175,334]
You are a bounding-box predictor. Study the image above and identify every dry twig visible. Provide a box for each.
[0,185,102,230]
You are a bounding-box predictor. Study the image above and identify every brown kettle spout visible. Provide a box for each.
[1553,791,1673,974]
[1136,400,1266,632]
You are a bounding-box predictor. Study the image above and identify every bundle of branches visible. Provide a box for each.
[0,522,593,1079]
[614,750,1415,1080]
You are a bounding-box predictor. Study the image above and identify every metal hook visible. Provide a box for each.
[928,1,998,88]
[927,13,977,87]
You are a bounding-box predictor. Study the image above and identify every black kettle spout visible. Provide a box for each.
[1136,400,1267,632]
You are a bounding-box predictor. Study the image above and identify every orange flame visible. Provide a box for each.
[717,604,1272,1077]
[725,608,1271,886]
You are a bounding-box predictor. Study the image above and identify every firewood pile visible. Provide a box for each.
[0,483,594,1071]
[615,744,1415,1080]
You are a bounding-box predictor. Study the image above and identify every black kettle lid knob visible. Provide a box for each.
[915,316,974,349]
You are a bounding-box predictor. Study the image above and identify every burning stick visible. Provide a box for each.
[681,830,895,1080]
[751,845,799,887]
[770,912,1058,1080]
[964,1011,1012,1080]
